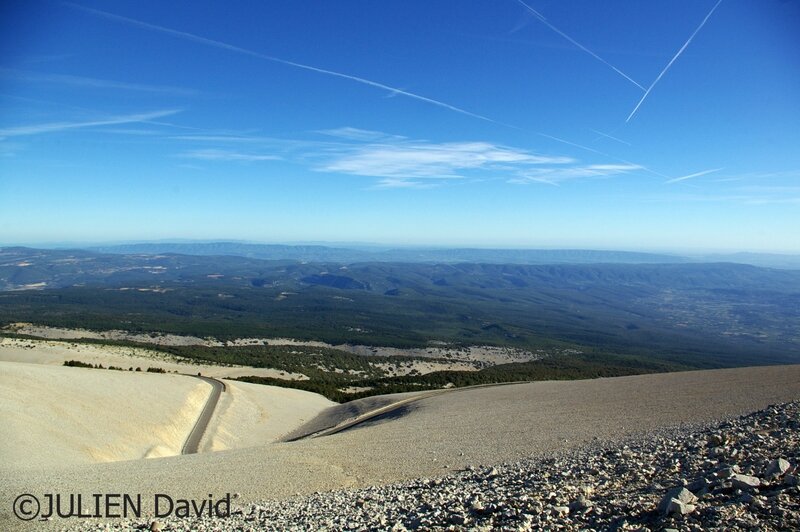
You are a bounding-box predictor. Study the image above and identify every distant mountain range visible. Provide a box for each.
[694,252,800,270]
[3,246,798,292]
[2,246,799,366]
[68,242,798,269]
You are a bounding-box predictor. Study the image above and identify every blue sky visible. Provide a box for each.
[1,0,799,252]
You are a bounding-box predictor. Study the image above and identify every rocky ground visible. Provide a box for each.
[64,400,799,531]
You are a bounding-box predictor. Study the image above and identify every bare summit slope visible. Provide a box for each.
[3,364,800,532]
[0,361,335,470]
[0,362,211,467]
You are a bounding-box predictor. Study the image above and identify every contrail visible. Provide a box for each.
[626,0,724,122]
[589,128,631,146]
[64,3,507,127]
[665,167,723,184]
[514,0,645,91]
[0,109,179,138]
[535,131,607,157]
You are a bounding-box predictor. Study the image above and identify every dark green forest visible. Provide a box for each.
[2,247,800,401]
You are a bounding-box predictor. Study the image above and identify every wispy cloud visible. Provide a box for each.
[626,0,724,122]
[318,140,572,180]
[65,2,507,126]
[511,163,642,185]
[0,68,196,96]
[0,109,180,138]
[534,131,672,181]
[317,127,407,143]
[513,0,644,91]
[144,120,201,131]
[172,127,650,189]
[373,178,442,190]
[707,170,800,184]
[169,135,266,143]
[179,149,281,162]
[647,175,800,205]
[665,167,723,184]
[98,128,163,136]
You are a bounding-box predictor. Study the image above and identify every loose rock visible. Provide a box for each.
[61,401,800,532]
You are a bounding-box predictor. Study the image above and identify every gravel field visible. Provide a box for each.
[94,400,800,531]
[2,365,799,531]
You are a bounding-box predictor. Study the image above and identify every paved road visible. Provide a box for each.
[181,375,226,455]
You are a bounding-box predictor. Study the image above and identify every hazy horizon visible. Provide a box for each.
[4,237,800,257]
[2,2,799,252]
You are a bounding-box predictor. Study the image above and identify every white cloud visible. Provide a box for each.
[511,163,642,185]
[170,135,266,143]
[179,149,281,162]
[374,178,441,189]
[100,128,163,136]
[170,127,646,188]
[319,141,573,179]
[316,127,406,142]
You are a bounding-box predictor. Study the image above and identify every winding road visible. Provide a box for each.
[181,375,226,455]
